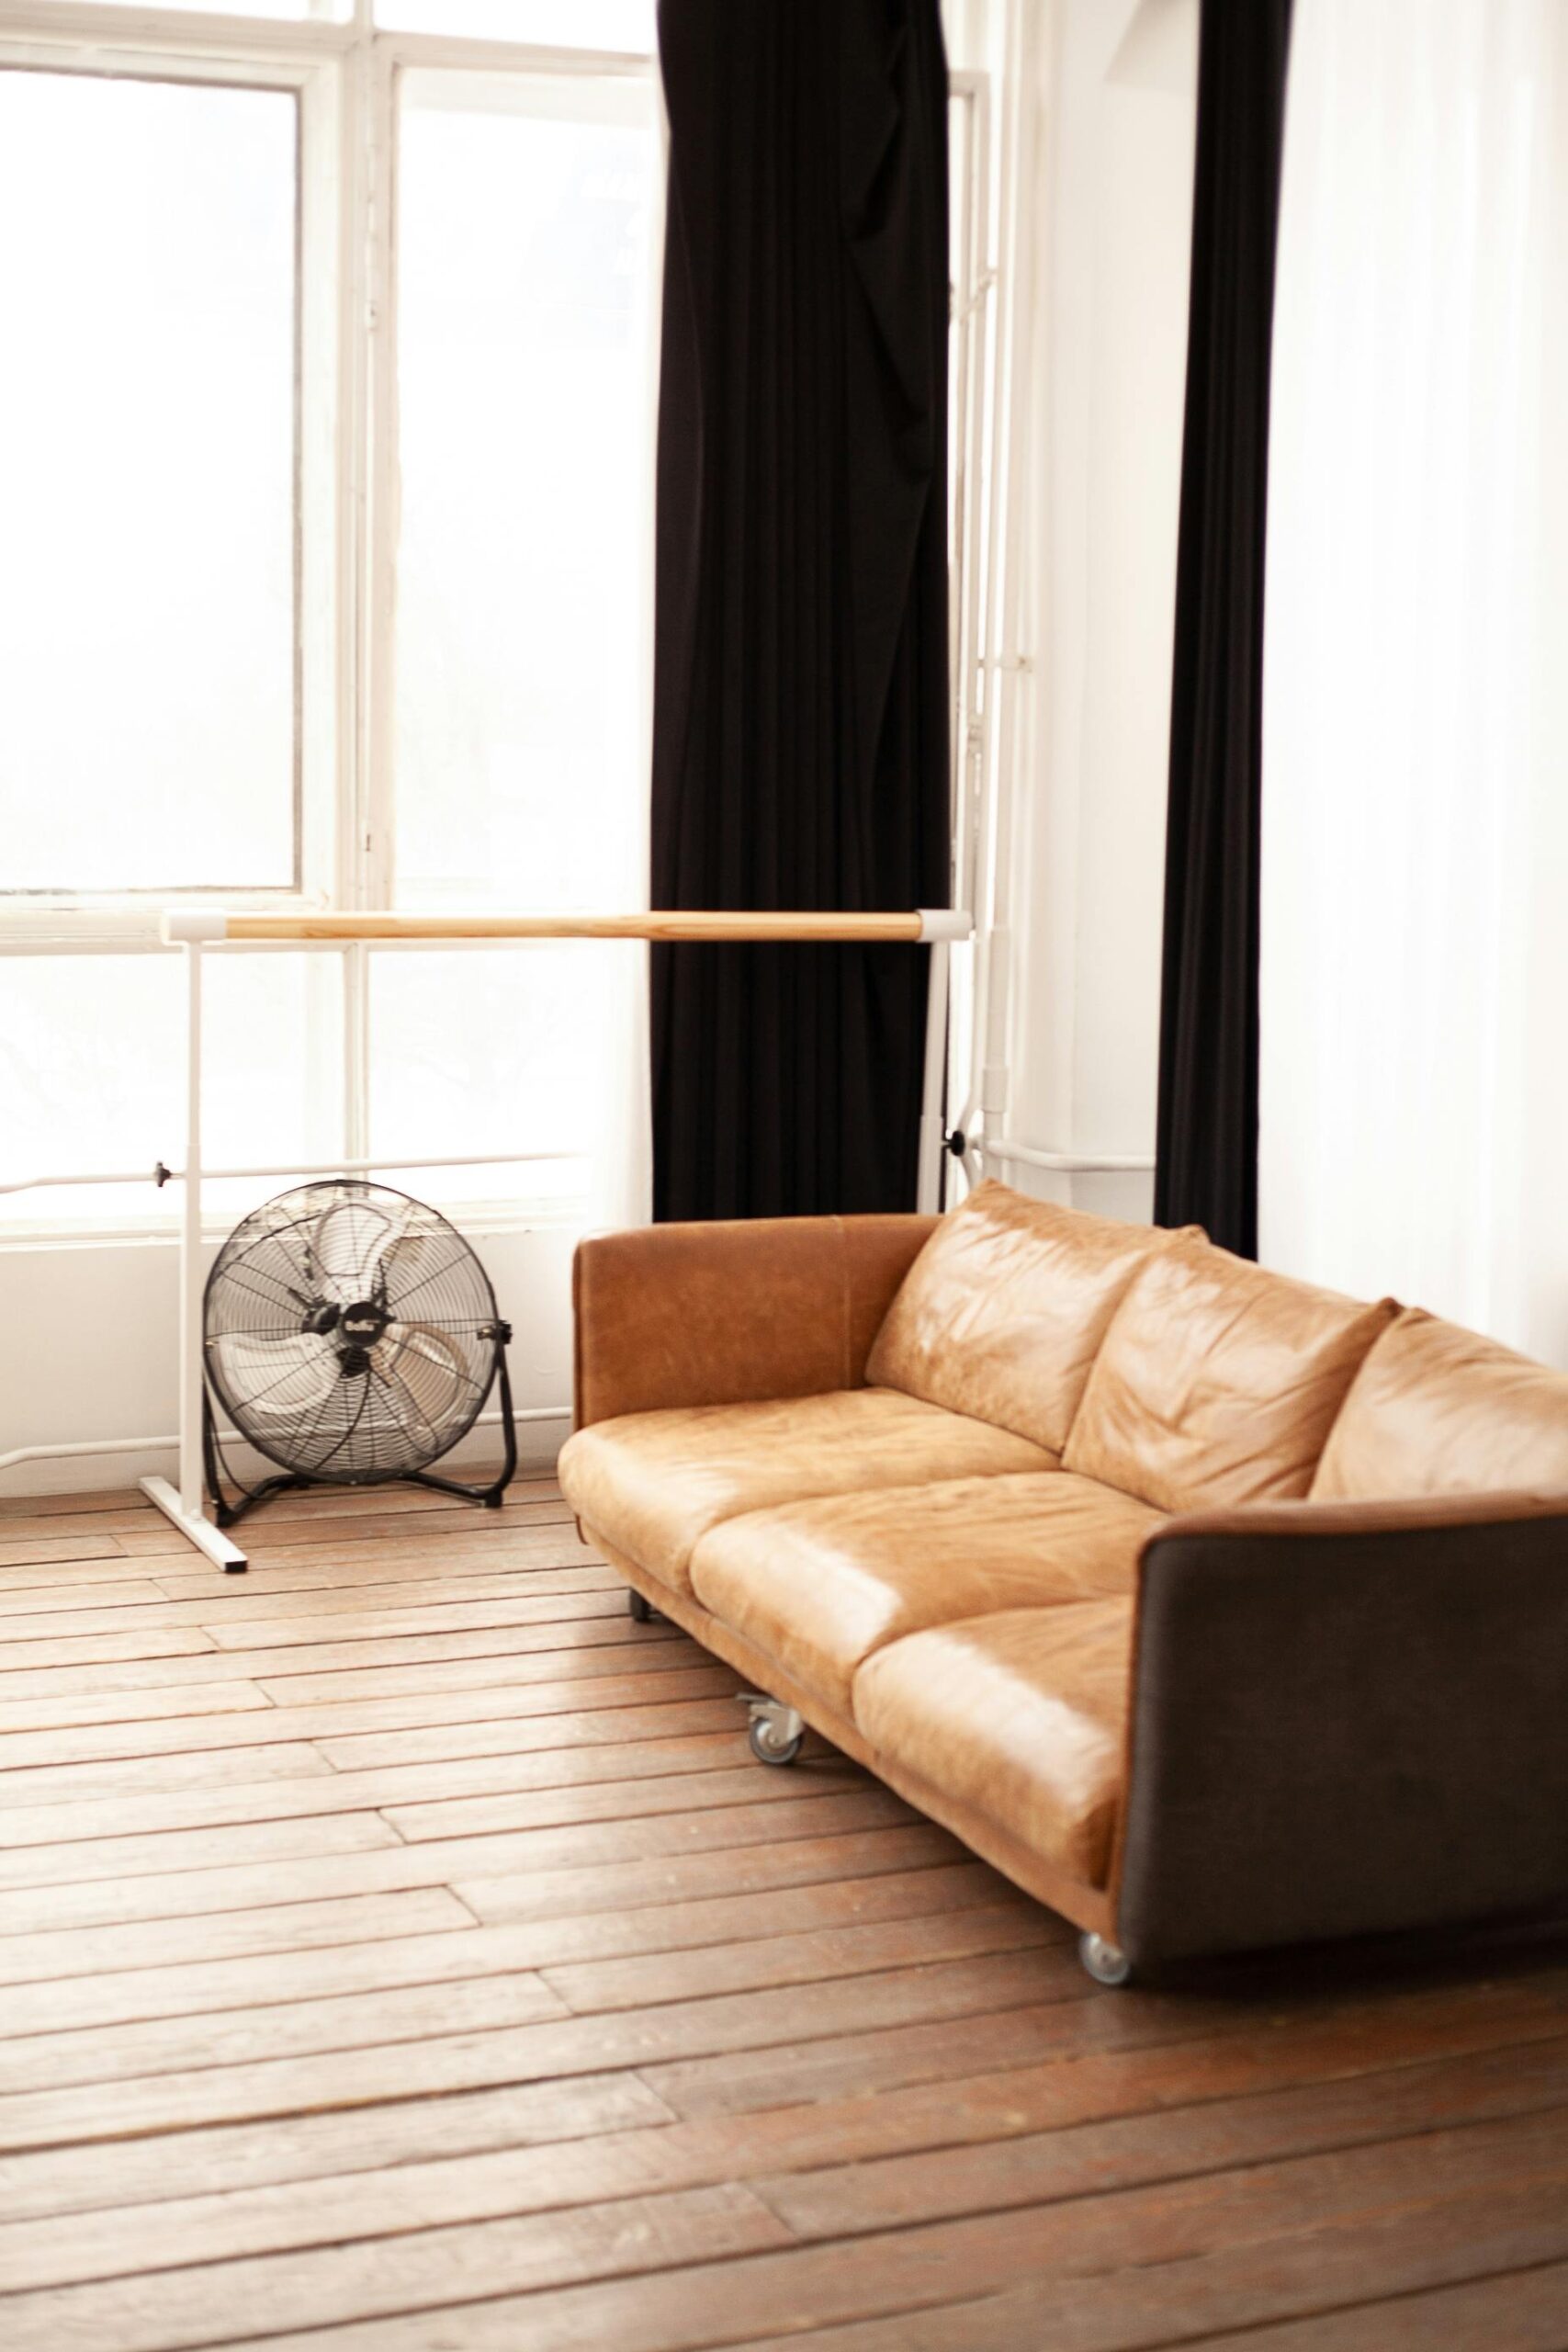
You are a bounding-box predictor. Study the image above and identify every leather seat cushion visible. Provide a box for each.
[557,1388,1055,1595]
[866,1181,1194,1455]
[853,1601,1134,1889]
[1312,1308,1568,1500]
[689,1471,1158,1715]
[1064,1236,1399,1512]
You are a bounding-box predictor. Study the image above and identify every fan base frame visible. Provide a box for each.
[202,1346,520,1529]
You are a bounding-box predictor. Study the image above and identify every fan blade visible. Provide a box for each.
[310,1195,417,1305]
[209,1331,340,1428]
[377,1227,451,1309]
[370,1321,469,1442]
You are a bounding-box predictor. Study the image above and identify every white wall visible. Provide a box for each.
[989,0,1198,1224]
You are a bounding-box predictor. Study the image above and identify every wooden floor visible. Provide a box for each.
[0,1482,1565,2350]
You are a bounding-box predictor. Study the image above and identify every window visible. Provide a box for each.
[0,69,299,894]
[389,69,658,915]
[0,2,660,1238]
[0,6,992,1248]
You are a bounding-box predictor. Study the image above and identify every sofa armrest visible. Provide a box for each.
[571,1213,937,1429]
[1113,1490,1568,1965]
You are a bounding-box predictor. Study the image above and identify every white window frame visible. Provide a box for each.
[0,3,995,1246]
[0,0,660,1240]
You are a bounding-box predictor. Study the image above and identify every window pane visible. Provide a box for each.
[0,74,298,895]
[376,1,654,47]
[391,70,659,911]
[0,956,343,1230]
[368,947,611,1204]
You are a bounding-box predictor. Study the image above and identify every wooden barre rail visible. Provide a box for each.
[164,909,973,945]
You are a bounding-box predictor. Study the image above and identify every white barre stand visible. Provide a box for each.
[140,906,972,1571]
[140,912,246,1571]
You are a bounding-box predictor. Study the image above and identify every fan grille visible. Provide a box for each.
[204,1180,502,1485]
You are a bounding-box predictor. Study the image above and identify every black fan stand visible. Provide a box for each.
[202,1329,519,1531]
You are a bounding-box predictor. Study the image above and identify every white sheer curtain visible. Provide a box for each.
[1260,0,1568,1365]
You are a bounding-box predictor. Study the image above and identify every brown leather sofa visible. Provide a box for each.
[558,1182,1568,1982]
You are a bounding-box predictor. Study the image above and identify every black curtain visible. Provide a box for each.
[649,0,951,1222]
[1154,0,1294,1258]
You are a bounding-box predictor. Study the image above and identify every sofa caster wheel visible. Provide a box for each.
[749,1715,804,1766]
[1079,1931,1133,1987]
[740,1693,805,1766]
[627,1589,659,1623]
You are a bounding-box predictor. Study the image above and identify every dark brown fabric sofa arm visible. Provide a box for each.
[571,1213,936,1429]
[1114,1491,1568,1967]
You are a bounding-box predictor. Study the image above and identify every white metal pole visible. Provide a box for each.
[916,939,951,1215]
[140,920,246,1571]
[178,941,204,1518]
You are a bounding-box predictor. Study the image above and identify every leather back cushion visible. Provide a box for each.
[1312,1309,1568,1499]
[865,1182,1189,1456]
[1064,1238,1398,1511]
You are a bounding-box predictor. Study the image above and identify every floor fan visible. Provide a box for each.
[201,1178,515,1526]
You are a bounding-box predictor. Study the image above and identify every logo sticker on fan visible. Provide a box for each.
[201,1180,515,1526]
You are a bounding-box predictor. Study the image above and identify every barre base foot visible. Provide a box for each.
[139,1476,248,1573]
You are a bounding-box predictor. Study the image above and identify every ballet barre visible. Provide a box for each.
[145,906,972,1570]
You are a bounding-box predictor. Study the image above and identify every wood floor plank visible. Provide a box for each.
[208,1580,629,1656]
[0,1759,866,1898]
[150,1545,612,1603]
[0,1580,187,1624]
[0,1679,274,1736]
[0,1951,1060,2149]
[0,1532,126,1570]
[0,1966,573,2099]
[0,1555,221,1600]
[0,1808,404,1895]
[0,1905,1055,2099]
[140,1523,601,1583]
[306,1684,743,1773]
[0,1580,170,1627]
[639,1959,1568,2120]
[454,1821,962,1930]
[754,2039,1568,2241]
[0,1887,473,1987]
[0,1862,1011,2045]
[1179,2256,1568,2352]
[0,1740,336,1809]
[0,1489,152,1525]
[0,1717,754,1850]
[0,2183,794,2352]
[115,2135,1568,2352]
[539,1902,1056,2012]
[249,1630,688,1702]
[2,2037,1564,2300]
[0,2075,674,2228]
[0,1657,739,1770]
[0,1629,219,1675]
[0,1787,918,1936]
[0,1611,675,1703]
[379,1755,862,1846]
[0,1567,618,1643]
[724,2191,1568,2352]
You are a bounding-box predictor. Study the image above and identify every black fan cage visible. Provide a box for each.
[204,1180,505,1486]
